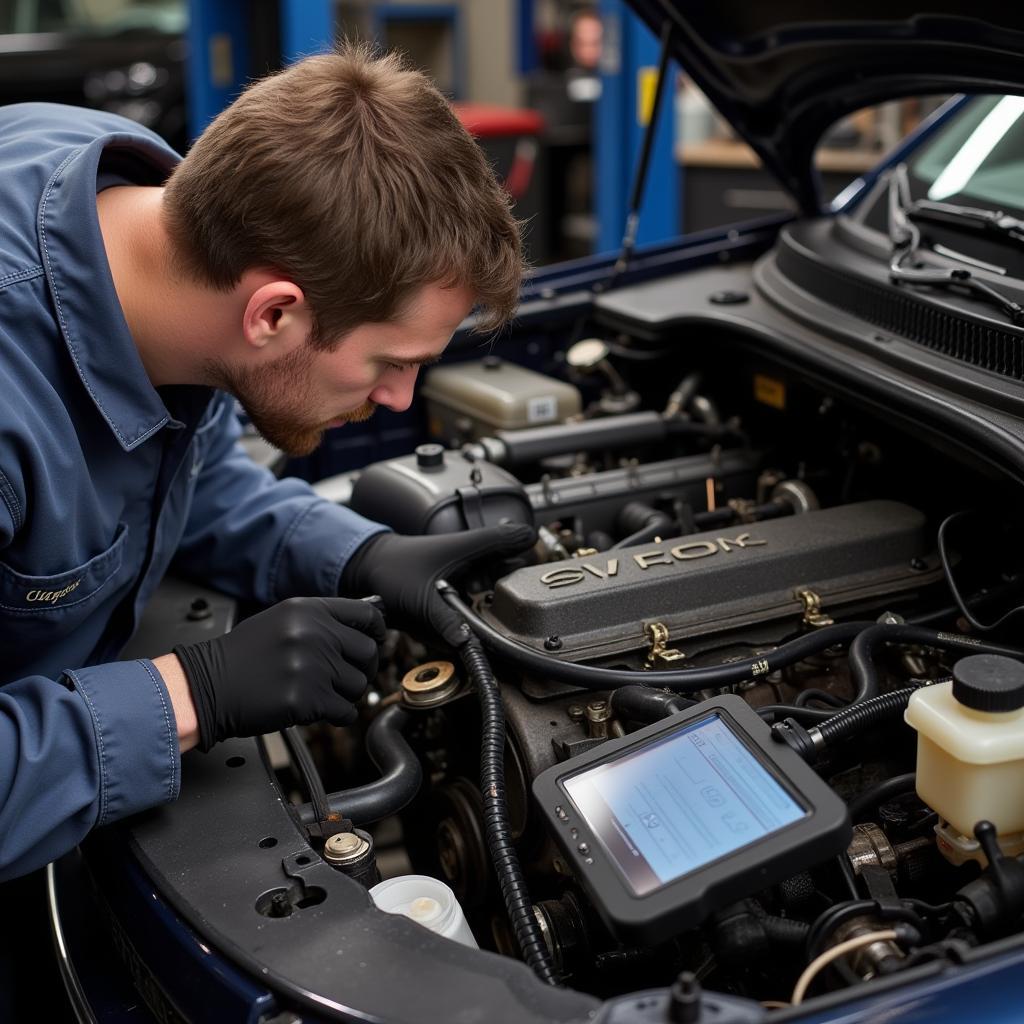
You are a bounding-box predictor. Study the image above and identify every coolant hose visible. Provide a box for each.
[773,679,951,760]
[459,634,559,985]
[816,686,929,746]
[766,916,812,945]
[439,584,873,694]
[297,706,422,827]
[849,624,1024,701]
[609,685,696,721]
[611,501,676,550]
[847,773,917,822]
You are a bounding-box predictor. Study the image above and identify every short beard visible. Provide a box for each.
[204,346,343,458]
[339,400,377,424]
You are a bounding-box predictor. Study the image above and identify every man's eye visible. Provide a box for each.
[385,362,416,372]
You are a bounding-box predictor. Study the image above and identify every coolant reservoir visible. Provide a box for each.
[369,874,478,948]
[905,654,1024,840]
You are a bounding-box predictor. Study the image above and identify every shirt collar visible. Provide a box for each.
[38,131,181,451]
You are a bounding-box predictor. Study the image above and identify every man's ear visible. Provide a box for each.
[241,279,309,353]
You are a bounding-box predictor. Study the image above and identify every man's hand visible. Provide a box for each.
[169,597,385,752]
[340,523,537,647]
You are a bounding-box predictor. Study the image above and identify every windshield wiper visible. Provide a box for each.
[909,198,1024,246]
[886,163,1024,326]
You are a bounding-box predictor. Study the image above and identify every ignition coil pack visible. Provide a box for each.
[533,695,851,944]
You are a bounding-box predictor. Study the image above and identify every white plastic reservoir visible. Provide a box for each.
[905,654,1024,838]
[369,874,478,948]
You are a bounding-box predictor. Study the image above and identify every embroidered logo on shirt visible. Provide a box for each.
[26,579,82,604]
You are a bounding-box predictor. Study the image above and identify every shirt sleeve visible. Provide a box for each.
[171,395,389,604]
[0,658,180,882]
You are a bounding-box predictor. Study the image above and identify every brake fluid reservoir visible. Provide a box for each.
[904,654,1024,838]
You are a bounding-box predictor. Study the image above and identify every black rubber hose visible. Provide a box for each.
[297,706,422,827]
[773,679,949,760]
[793,688,848,709]
[847,773,918,823]
[815,687,924,747]
[611,519,674,550]
[440,586,873,694]
[612,503,675,549]
[764,916,811,945]
[609,685,696,722]
[460,635,559,985]
[756,704,836,725]
[283,726,331,828]
[848,624,1024,701]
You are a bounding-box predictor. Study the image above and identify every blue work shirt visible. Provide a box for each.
[0,104,388,880]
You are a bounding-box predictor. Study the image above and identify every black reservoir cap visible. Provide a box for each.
[952,654,1024,712]
[415,443,445,470]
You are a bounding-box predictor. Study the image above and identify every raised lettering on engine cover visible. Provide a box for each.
[483,501,938,660]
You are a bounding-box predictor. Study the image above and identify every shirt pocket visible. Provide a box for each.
[0,523,132,679]
[0,521,130,618]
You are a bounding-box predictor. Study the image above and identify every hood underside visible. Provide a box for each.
[626,1,1024,212]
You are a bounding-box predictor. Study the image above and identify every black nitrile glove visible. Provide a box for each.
[173,597,385,752]
[340,523,537,647]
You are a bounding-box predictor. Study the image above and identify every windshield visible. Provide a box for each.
[910,95,1024,216]
[2,0,185,35]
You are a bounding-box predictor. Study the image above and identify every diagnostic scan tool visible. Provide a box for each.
[534,695,851,943]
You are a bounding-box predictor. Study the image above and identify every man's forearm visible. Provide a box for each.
[153,654,200,753]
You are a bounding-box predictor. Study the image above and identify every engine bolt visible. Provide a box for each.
[324,832,369,865]
[585,700,612,739]
[668,972,701,1023]
[544,635,563,651]
[567,704,585,722]
[269,892,292,918]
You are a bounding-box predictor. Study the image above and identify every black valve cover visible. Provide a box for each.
[482,501,940,661]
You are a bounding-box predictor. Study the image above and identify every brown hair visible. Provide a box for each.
[163,44,523,346]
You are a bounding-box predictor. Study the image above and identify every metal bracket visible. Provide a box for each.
[644,622,686,667]
[796,588,834,628]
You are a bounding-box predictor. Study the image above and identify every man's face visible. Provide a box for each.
[570,13,602,71]
[216,282,476,457]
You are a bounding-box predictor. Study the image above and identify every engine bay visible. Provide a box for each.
[239,302,1024,1014]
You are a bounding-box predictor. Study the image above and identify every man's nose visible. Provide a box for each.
[370,369,418,413]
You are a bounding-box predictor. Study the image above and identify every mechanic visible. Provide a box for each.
[0,44,536,886]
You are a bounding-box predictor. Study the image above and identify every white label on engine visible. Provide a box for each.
[527,395,558,423]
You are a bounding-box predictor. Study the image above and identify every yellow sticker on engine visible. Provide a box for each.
[754,374,786,410]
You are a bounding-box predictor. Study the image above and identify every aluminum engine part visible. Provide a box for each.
[482,500,941,661]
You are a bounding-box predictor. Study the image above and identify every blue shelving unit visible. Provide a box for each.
[185,0,335,139]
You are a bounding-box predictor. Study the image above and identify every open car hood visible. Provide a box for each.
[625,1,1024,212]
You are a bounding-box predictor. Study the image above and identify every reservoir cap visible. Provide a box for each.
[415,443,445,470]
[952,654,1024,712]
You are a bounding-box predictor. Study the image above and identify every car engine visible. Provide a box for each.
[262,338,1024,1013]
